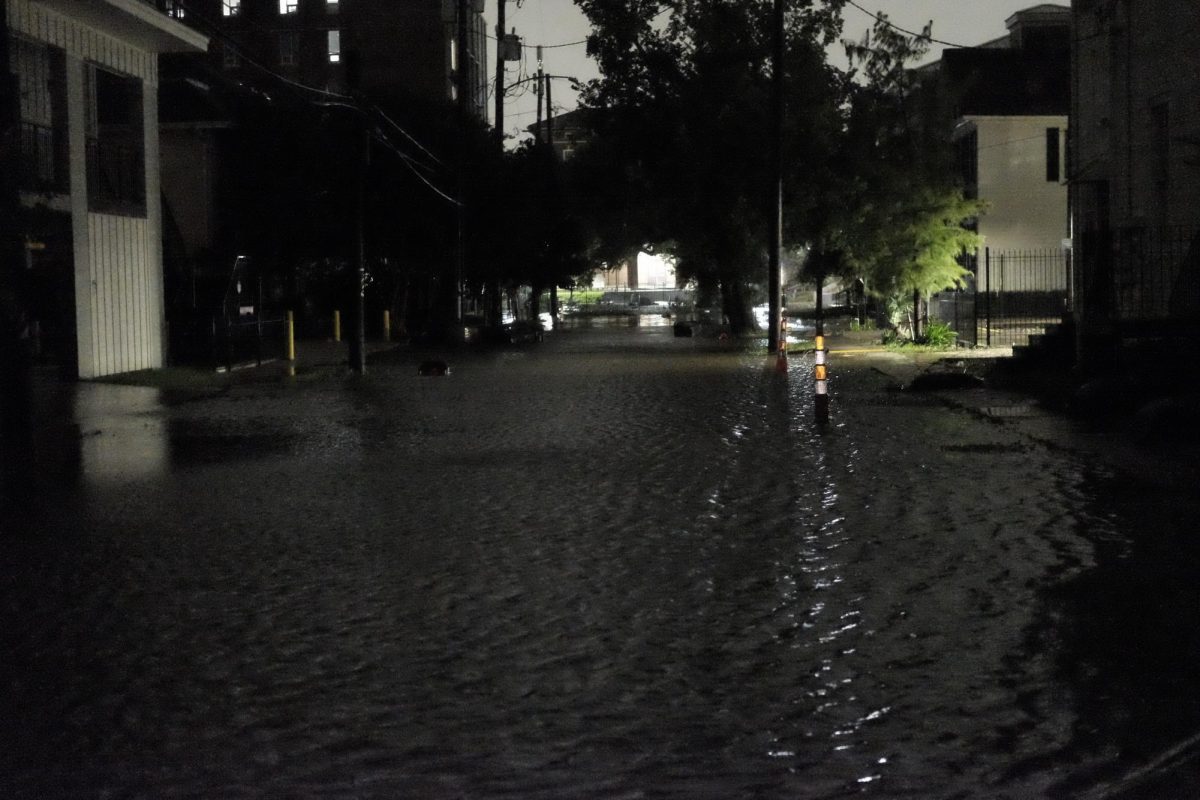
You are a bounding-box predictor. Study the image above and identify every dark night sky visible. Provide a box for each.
[486,0,1062,143]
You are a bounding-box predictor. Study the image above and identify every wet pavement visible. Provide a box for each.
[3,318,1200,798]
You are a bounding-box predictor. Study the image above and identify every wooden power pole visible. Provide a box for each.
[494,0,505,146]
[767,0,784,354]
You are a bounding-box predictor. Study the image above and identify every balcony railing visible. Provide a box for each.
[18,121,69,195]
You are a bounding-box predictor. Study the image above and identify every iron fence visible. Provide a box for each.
[169,315,288,371]
[931,247,1072,349]
[18,121,68,193]
[1109,226,1200,323]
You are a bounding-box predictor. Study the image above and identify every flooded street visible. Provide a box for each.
[4,321,1200,798]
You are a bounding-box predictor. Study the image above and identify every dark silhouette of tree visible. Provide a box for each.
[824,14,985,336]
[573,0,847,334]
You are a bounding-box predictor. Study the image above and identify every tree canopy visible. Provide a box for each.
[571,1,983,338]
[573,0,848,332]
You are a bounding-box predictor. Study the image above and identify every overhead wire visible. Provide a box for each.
[843,0,975,50]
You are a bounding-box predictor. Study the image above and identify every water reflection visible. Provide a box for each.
[74,383,168,485]
[1023,465,1200,796]
[7,323,1200,798]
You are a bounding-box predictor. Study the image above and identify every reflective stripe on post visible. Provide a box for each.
[333,309,341,343]
[815,334,830,421]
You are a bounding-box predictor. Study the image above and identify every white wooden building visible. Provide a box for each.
[6,0,206,377]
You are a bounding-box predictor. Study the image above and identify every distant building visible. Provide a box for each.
[1070,0,1200,350]
[934,4,1072,256]
[167,0,488,117]
[4,0,207,377]
[527,107,589,161]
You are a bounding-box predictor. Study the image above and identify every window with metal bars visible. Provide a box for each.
[8,36,68,194]
[85,64,146,215]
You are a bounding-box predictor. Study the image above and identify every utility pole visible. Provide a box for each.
[494,0,505,147]
[767,0,784,354]
[348,124,367,374]
[535,46,544,144]
[454,0,471,332]
[545,71,554,149]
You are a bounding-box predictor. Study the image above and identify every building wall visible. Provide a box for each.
[1070,0,1200,342]
[160,128,216,256]
[191,0,489,119]
[9,0,167,377]
[1072,0,1200,231]
[968,114,1070,288]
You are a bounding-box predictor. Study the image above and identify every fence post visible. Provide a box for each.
[286,310,296,376]
[985,247,992,347]
[255,276,264,366]
[1065,247,1073,314]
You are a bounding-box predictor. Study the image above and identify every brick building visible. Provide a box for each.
[1070,0,1200,359]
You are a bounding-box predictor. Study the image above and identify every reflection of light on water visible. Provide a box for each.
[751,305,814,340]
[75,384,168,484]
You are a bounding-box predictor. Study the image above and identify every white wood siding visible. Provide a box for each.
[11,0,166,377]
[8,1,157,83]
[85,215,159,375]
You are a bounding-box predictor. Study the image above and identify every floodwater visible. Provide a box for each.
[4,322,1200,799]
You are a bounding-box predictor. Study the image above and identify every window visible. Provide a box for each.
[327,30,341,63]
[1046,127,1061,182]
[223,43,241,69]
[279,0,298,14]
[10,37,68,193]
[279,32,298,66]
[163,0,185,19]
[85,65,146,215]
[326,0,338,12]
[223,0,241,16]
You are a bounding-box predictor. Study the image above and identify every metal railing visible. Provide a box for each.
[1109,226,1200,323]
[86,136,146,213]
[932,247,1072,349]
[18,121,68,194]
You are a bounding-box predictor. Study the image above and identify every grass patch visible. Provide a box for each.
[883,340,957,353]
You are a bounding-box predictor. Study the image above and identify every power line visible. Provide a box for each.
[844,0,974,50]
[485,32,588,49]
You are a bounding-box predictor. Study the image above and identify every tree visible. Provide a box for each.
[821,13,984,337]
[573,0,847,334]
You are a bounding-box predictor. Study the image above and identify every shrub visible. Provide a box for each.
[922,320,957,348]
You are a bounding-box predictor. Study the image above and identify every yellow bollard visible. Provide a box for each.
[383,309,391,343]
[333,309,341,342]
[286,310,296,376]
